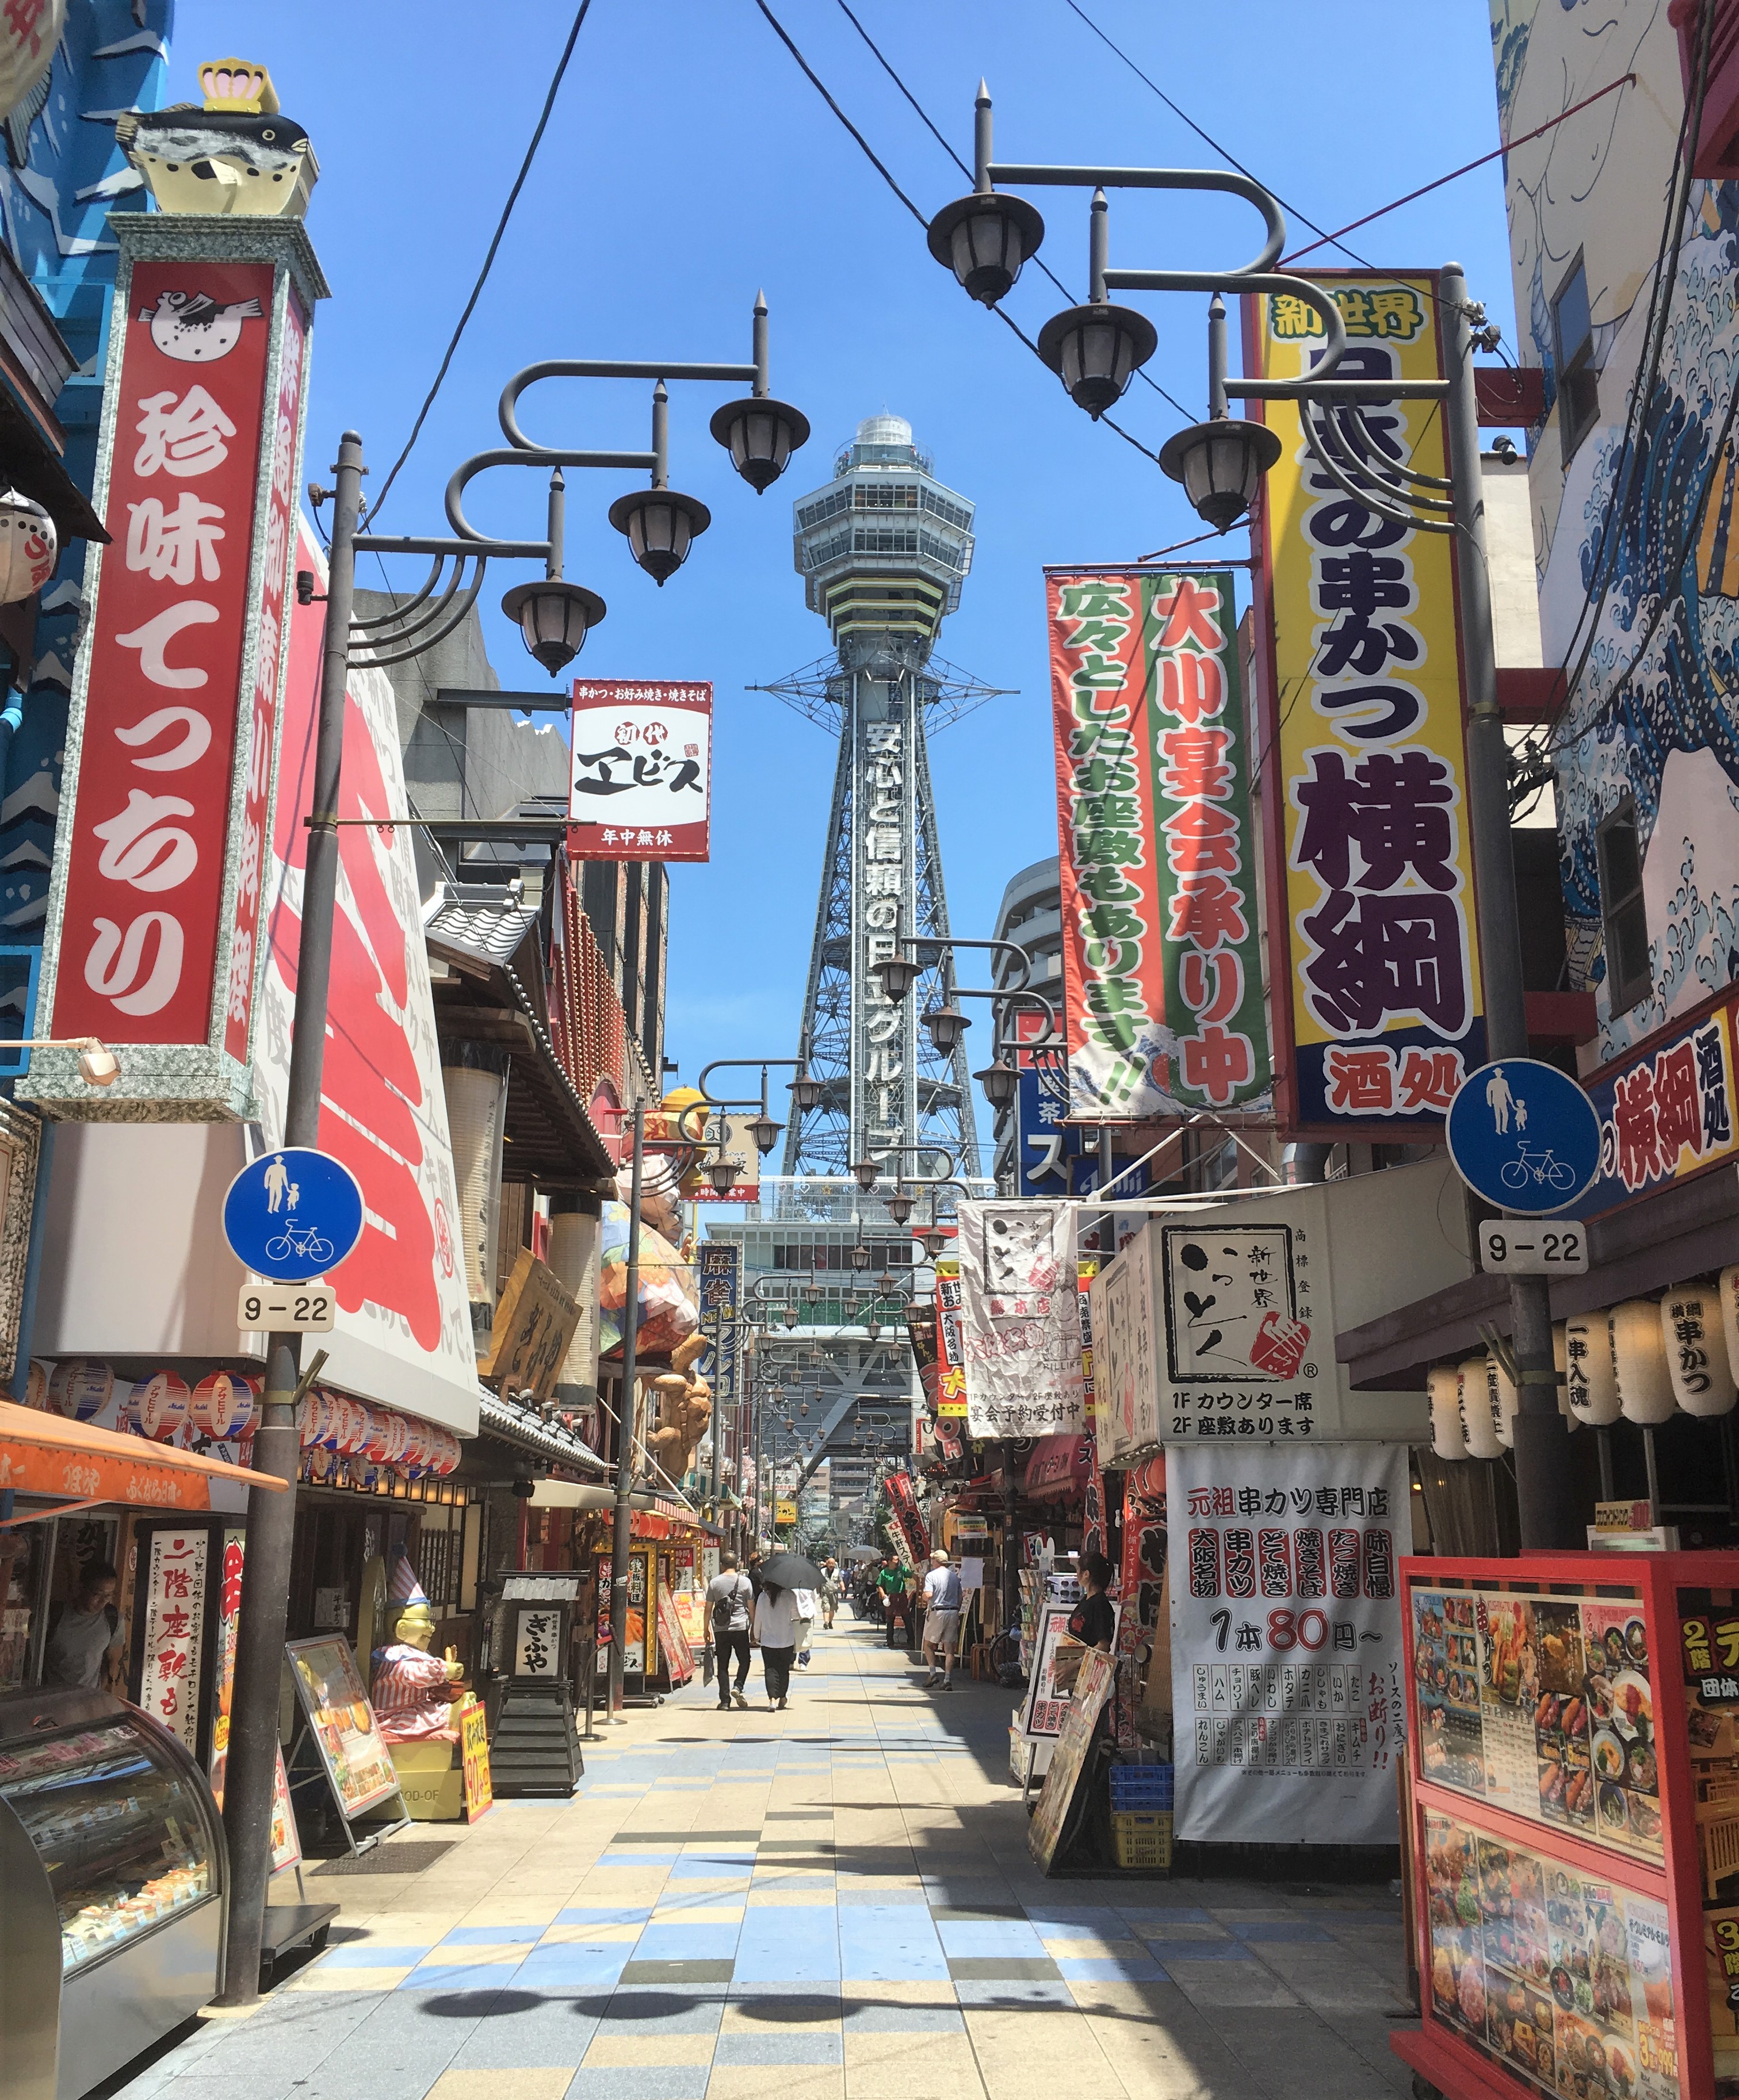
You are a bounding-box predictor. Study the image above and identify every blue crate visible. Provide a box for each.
[1110,1763,1174,1809]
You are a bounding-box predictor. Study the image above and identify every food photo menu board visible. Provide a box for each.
[1413,1583,1662,1865]
[1424,1808,1677,2100]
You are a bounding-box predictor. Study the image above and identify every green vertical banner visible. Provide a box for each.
[1049,568,1270,1119]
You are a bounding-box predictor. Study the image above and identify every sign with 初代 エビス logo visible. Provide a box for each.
[223,1145,365,1283]
[1445,1058,1602,1216]
[567,680,711,863]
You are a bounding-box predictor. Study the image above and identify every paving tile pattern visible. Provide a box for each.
[114,1621,1416,2100]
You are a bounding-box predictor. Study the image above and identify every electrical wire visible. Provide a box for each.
[748,0,1168,465]
[829,0,1193,425]
[367,0,593,529]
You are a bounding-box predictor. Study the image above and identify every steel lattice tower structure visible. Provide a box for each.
[763,415,991,1180]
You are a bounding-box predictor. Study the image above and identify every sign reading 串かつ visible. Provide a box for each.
[1049,568,1270,1122]
[1248,273,1485,1137]
[1169,1443,1410,1845]
[568,680,711,862]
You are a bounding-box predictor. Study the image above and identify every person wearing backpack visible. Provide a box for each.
[705,1552,753,1711]
[920,1550,964,1692]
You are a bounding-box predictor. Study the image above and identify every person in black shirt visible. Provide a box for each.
[1067,1552,1116,1653]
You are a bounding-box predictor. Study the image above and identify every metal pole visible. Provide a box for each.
[1440,265,1577,1551]
[974,79,993,193]
[608,1101,645,1716]
[1090,188,1109,304]
[218,431,365,2005]
[547,469,565,581]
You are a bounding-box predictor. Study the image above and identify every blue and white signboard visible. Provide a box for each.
[1445,1059,1602,1215]
[223,1147,365,1283]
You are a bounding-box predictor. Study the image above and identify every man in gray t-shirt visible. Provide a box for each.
[44,1565,121,1690]
[705,1554,754,1711]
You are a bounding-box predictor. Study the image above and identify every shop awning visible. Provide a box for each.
[0,1401,284,1524]
[1023,1432,1093,1502]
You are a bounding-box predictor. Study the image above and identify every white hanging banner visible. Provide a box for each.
[1168,1442,1411,1845]
[957,1199,1085,1438]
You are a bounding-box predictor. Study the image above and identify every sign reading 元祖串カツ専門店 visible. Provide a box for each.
[1048,567,1271,1122]
[567,680,711,863]
[1247,272,1485,1139]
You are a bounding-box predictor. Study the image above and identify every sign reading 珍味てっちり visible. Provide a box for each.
[1247,273,1485,1138]
[1049,568,1270,1121]
[26,219,322,1119]
[568,680,711,862]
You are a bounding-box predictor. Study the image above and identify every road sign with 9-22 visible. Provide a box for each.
[238,1283,335,1332]
[1477,1218,1589,1276]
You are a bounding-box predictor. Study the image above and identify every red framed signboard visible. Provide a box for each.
[568,680,711,863]
[1396,1550,1739,2100]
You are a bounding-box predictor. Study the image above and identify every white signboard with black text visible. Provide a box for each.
[958,1199,1084,1437]
[1168,1444,1411,1845]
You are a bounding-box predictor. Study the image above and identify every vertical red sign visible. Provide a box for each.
[55,260,286,1043]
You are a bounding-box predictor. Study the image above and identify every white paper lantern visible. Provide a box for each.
[132,1370,190,1441]
[47,1359,113,1422]
[1718,1266,1739,1393]
[1490,1355,1520,1450]
[1611,1298,1675,1424]
[191,1371,254,1439]
[349,1453,378,1491]
[431,1427,460,1476]
[1554,1325,1574,1425]
[0,489,56,606]
[295,1390,323,1448]
[308,1444,340,1485]
[1660,1287,1738,1416]
[1428,1365,1469,1460]
[362,1406,392,1464]
[1459,1354,1503,1459]
[1564,1311,1621,1426]
[338,1395,370,1455]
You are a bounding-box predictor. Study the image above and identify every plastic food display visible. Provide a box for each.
[1397,1551,1739,2100]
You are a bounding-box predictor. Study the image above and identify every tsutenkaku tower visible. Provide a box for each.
[769,415,988,1180]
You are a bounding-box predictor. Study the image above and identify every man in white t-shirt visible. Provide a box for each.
[920,1550,962,1691]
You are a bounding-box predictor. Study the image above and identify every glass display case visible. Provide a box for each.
[0,1685,226,2100]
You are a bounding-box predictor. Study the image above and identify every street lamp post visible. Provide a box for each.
[219,307,809,2005]
[923,90,1576,1550]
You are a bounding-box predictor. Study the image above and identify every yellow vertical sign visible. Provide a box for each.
[1250,271,1485,1137]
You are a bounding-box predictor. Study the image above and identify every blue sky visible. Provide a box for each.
[174,2,1516,1120]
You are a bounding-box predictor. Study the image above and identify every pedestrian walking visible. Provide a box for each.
[793,1585,817,1666]
[876,1552,911,1648]
[752,1578,801,1709]
[920,1549,963,1691]
[820,1558,841,1629]
[746,1550,765,1598]
[705,1551,754,1711]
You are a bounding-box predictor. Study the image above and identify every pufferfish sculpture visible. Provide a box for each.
[117,58,318,220]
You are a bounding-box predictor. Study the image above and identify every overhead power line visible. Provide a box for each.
[369,0,594,529]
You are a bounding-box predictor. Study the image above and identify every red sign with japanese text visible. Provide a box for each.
[54,261,303,1048]
[568,680,712,863]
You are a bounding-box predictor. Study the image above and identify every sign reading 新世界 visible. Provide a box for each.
[568,680,711,863]
[1248,273,1485,1138]
[1049,567,1271,1123]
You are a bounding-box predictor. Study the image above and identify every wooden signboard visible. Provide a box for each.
[481,1250,581,1401]
[1028,1647,1117,1874]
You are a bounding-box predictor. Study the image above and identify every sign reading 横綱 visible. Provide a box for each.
[1049,568,1270,1120]
[957,1199,1085,1437]
[1570,989,1739,1217]
[1168,1444,1411,1846]
[568,680,711,862]
[25,217,325,1120]
[1247,273,1485,1137]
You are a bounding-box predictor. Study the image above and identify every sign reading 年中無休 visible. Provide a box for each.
[1248,272,1485,1138]
[567,680,712,863]
[1049,567,1271,1122]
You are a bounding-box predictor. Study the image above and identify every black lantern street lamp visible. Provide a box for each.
[975,1057,1019,1114]
[746,1110,782,1157]
[886,1191,914,1226]
[706,1156,738,1197]
[499,575,606,674]
[926,85,1047,307]
[923,1007,970,1054]
[608,382,712,585]
[870,953,924,1003]
[708,292,812,491]
[1035,191,1157,419]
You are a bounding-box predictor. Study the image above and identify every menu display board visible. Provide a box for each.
[285,1634,400,1820]
[1413,1581,1662,1865]
[1423,1807,1677,2100]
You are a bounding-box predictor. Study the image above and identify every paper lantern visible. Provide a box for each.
[1564,1311,1620,1426]
[0,489,56,606]
[22,1359,48,1410]
[1553,1325,1573,1425]
[1660,1288,1738,1416]
[296,1389,325,1448]
[191,1371,254,1440]
[308,1444,341,1485]
[361,1407,393,1464]
[1718,1265,1739,1391]
[336,1395,370,1455]
[1459,1354,1503,1459]
[47,1359,113,1422]
[132,1371,190,1441]
[1428,1365,1469,1460]
[349,1453,378,1491]
[1490,1355,1519,1450]
[1611,1299,1675,1424]
[430,1427,461,1476]
[398,1416,429,1474]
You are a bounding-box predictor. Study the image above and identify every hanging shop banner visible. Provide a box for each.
[697,1241,741,1440]
[568,679,712,863]
[1168,1443,1411,1845]
[1090,1222,1160,1466]
[27,221,318,1118]
[1570,989,1739,1218]
[934,1259,967,1418]
[1248,271,1484,1138]
[957,1199,1086,1438]
[908,1300,940,1413]
[1049,567,1270,1121]
[138,1527,208,1753]
[883,1469,930,1565]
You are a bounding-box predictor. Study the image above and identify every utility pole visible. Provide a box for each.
[218,433,366,2004]
[607,1103,645,1716]
[1441,266,1579,1551]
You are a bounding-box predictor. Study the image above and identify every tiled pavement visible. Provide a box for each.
[116,1619,1420,2100]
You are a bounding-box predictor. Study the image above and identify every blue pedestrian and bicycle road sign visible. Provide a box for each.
[223,1146,365,1283]
[1445,1058,1602,1216]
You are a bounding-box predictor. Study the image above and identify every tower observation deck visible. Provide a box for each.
[761,415,994,1181]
